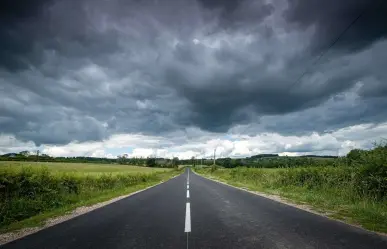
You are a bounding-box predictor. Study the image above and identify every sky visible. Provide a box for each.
[1,0,387,159]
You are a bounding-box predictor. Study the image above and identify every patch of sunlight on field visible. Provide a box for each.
[0,161,170,173]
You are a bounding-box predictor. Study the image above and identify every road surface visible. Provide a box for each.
[2,168,387,249]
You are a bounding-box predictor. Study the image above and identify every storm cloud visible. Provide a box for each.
[0,0,387,151]
[284,0,387,53]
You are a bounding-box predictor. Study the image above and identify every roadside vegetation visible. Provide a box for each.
[194,144,387,233]
[0,162,181,232]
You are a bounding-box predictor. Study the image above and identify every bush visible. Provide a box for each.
[352,145,387,200]
[0,167,162,228]
[347,149,367,164]
[355,164,387,201]
[146,158,156,167]
[199,144,387,201]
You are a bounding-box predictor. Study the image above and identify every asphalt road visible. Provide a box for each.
[2,168,387,249]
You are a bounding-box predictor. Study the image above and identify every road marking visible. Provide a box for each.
[187,184,189,190]
[187,189,190,198]
[184,202,191,232]
[0,173,183,246]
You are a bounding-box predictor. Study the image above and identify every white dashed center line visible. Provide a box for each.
[184,202,191,233]
[185,170,192,249]
[185,169,191,234]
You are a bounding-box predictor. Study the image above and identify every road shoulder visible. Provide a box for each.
[0,174,181,246]
[192,169,387,238]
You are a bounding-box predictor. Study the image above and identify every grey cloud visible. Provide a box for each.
[197,0,275,31]
[281,143,340,153]
[163,36,380,132]
[260,85,387,136]
[0,0,121,71]
[0,78,108,145]
[0,0,50,70]
[197,0,241,12]
[1,0,387,146]
[19,116,106,145]
[284,0,387,54]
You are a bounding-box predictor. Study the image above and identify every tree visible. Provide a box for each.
[19,151,30,157]
[172,157,179,168]
[347,149,366,166]
[117,154,128,164]
[146,157,156,167]
[36,150,40,162]
[223,158,232,168]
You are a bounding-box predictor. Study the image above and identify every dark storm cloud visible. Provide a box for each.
[197,0,241,12]
[0,0,49,70]
[284,0,387,53]
[0,0,121,71]
[260,95,387,137]
[197,0,275,32]
[163,34,382,132]
[1,0,387,146]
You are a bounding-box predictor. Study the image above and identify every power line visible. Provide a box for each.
[289,10,367,90]
[240,7,368,137]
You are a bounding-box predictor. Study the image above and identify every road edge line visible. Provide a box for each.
[0,172,183,246]
[192,170,387,238]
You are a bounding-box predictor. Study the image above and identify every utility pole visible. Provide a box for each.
[213,148,217,165]
[36,150,40,162]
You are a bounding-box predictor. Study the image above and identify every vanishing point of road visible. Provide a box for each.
[2,168,387,249]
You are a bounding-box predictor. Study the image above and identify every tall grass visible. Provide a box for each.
[0,166,177,229]
[195,145,387,233]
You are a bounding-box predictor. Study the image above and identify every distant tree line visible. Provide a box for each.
[0,151,179,168]
[209,145,386,169]
[178,154,342,168]
[3,146,385,169]
[0,151,117,164]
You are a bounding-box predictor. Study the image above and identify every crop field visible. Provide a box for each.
[0,161,170,174]
[0,161,180,232]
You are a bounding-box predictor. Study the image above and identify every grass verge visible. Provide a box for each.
[193,167,387,234]
[0,164,181,233]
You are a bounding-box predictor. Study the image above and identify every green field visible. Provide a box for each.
[0,161,181,232]
[0,161,169,173]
